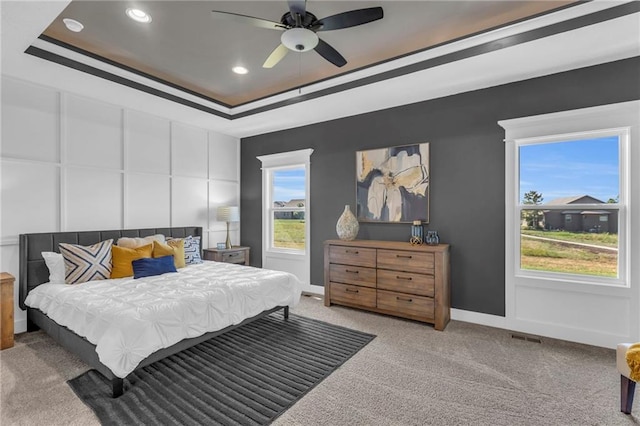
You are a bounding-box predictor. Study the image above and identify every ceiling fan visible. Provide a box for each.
[211,0,383,68]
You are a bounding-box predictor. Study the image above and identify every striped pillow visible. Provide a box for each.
[59,239,113,284]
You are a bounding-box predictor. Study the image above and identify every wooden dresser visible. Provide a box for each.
[324,240,450,330]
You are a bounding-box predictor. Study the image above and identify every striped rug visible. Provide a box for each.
[68,312,375,425]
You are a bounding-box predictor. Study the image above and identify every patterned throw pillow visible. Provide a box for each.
[59,239,113,285]
[183,235,203,265]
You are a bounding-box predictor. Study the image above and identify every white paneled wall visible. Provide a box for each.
[0,76,240,333]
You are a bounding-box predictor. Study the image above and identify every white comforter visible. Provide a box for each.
[25,261,302,378]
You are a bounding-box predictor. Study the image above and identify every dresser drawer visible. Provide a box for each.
[329,245,376,268]
[329,264,376,288]
[330,282,376,308]
[376,269,434,297]
[377,249,434,274]
[377,289,434,320]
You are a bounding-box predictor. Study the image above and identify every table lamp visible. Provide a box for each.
[217,206,240,249]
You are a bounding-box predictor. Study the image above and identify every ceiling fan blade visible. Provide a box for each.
[314,38,347,67]
[316,7,383,31]
[288,0,307,19]
[263,44,289,68]
[211,10,285,31]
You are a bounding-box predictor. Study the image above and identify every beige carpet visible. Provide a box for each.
[1,296,636,425]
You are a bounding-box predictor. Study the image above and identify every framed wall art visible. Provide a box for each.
[356,143,429,223]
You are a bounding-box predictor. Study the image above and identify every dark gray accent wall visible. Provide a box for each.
[241,56,640,317]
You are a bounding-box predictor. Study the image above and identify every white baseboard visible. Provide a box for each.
[14,318,27,334]
[451,308,507,329]
[302,284,325,296]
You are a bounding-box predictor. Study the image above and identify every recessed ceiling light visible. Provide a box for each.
[232,66,248,75]
[126,8,152,23]
[62,18,84,32]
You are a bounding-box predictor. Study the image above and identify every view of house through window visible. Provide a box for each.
[518,135,620,278]
[271,167,306,250]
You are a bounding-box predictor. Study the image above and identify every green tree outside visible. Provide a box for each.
[522,190,544,229]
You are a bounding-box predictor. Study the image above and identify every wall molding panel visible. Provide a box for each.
[0,75,240,333]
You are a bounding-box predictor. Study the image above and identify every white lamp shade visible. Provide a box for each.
[217,206,240,222]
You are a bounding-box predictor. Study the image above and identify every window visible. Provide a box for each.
[500,101,638,347]
[257,149,313,257]
[517,131,626,283]
[270,167,306,251]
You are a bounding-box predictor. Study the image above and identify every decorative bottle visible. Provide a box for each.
[336,205,359,240]
[410,221,423,245]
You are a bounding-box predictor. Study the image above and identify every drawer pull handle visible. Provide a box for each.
[345,250,359,254]
[396,254,413,259]
[345,269,359,274]
[345,288,359,294]
[397,276,412,281]
[396,296,413,302]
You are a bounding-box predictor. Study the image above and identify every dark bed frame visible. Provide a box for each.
[19,226,289,398]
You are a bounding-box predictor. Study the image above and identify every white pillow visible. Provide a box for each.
[42,252,66,284]
[117,234,165,249]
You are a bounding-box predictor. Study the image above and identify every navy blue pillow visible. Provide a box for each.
[132,255,177,279]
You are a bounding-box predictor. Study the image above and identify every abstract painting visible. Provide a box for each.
[356,143,429,223]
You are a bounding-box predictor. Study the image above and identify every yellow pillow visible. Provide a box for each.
[152,240,185,269]
[111,244,153,278]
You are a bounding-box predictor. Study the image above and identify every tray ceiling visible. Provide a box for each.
[40,1,576,107]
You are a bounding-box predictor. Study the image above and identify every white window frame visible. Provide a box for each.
[499,101,639,348]
[515,127,629,287]
[257,148,313,259]
[267,164,307,254]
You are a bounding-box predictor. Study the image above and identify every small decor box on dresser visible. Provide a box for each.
[203,246,250,265]
[324,240,450,330]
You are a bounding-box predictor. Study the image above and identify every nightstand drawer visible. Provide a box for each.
[203,247,250,265]
[222,251,246,263]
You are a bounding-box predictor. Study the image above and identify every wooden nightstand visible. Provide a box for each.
[203,246,250,265]
[1,272,15,349]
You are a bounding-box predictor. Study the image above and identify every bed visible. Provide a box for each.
[18,226,302,397]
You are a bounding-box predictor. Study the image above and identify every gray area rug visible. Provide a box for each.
[67,312,375,425]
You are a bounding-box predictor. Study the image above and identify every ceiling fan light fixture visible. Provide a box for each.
[126,8,152,23]
[281,28,318,52]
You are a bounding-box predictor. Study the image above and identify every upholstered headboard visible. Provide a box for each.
[18,226,203,310]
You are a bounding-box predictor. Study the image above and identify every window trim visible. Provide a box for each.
[499,100,639,347]
[257,148,313,259]
[500,101,638,291]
